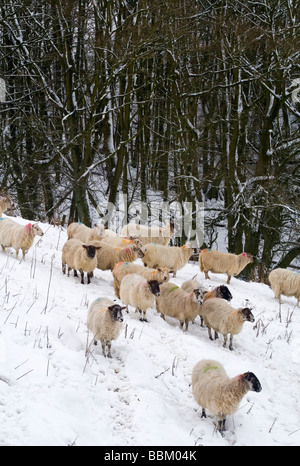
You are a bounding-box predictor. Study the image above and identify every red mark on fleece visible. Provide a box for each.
[124,247,130,253]
[241,252,247,257]
[25,223,32,232]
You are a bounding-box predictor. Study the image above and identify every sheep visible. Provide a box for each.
[0,196,13,218]
[120,273,161,322]
[91,241,145,271]
[142,243,194,277]
[269,268,300,306]
[121,221,174,246]
[62,239,101,284]
[199,249,253,284]
[100,235,145,251]
[67,222,105,242]
[0,219,44,260]
[87,297,125,358]
[192,359,262,433]
[181,279,233,326]
[155,282,205,331]
[112,262,170,298]
[201,298,255,350]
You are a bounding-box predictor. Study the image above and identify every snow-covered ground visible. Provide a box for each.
[0,216,299,446]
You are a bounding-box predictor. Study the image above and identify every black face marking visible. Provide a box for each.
[243,372,262,392]
[148,280,160,296]
[194,288,205,305]
[108,305,124,322]
[242,307,255,322]
[83,245,100,259]
[218,285,233,302]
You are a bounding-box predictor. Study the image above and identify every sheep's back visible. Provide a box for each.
[269,268,300,297]
[192,360,229,413]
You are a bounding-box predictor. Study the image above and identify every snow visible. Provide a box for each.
[0,215,299,446]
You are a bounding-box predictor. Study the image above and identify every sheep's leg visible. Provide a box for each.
[226,274,231,284]
[15,249,19,259]
[204,270,209,280]
[184,319,189,331]
[62,263,66,274]
[160,313,165,321]
[201,408,206,418]
[200,317,204,327]
[73,270,78,277]
[106,341,112,358]
[21,249,26,261]
[207,326,213,340]
[229,334,234,351]
[100,340,106,357]
[217,417,226,433]
[222,334,228,348]
[79,269,85,284]
[87,272,92,285]
[214,331,219,340]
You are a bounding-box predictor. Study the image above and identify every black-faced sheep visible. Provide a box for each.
[155,282,205,331]
[269,268,300,306]
[181,279,233,326]
[87,298,125,358]
[120,273,160,322]
[62,239,101,284]
[112,261,170,298]
[0,219,44,260]
[142,243,193,277]
[199,249,253,284]
[201,297,255,350]
[192,359,262,433]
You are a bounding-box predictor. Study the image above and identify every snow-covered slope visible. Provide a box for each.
[0,216,299,446]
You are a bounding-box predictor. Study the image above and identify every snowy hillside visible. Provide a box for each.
[0,216,299,447]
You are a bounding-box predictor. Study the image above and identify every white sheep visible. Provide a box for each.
[155,282,205,331]
[192,359,262,433]
[142,243,194,277]
[268,268,300,306]
[62,239,101,284]
[121,221,174,246]
[120,273,161,322]
[67,222,104,242]
[0,219,44,260]
[91,241,145,271]
[87,297,125,358]
[199,249,253,284]
[181,279,233,326]
[201,297,255,350]
[100,235,144,251]
[112,262,170,298]
[0,196,13,218]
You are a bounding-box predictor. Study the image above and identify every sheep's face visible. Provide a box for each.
[83,244,101,259]
[218,285,233,302]
[241,252,254,264]
[157,267,170,282]
[243,372,262,392]
[241,307,255,322]
[193,288,206,305]
[134,245,145,258]
[32,224,44,237]
[148,280,160,296]
[108,305,125,322]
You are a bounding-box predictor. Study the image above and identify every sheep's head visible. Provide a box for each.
[242,372,262,392]
[83,244,101,259]
[217,285,233,302]
[108,304,125,322]
[241,307,255,323]
[27,223,44,237]
[157,267,170,282]
[148,280,160,297]
[133,245,145,258]
[241,252,254,264]
[193,288,206,305]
